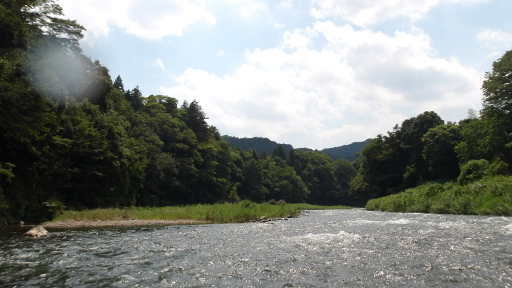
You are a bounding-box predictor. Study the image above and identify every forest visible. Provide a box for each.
[1,1,511,222]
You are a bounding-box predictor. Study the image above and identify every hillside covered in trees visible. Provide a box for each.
[221,136,294,157]
[223,136,371,162]
[299,139,373,161]
[1,1,511,223]
[0,0,359,222]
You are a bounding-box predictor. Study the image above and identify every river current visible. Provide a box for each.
[1,209,511,287]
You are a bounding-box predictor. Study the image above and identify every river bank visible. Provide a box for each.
[366,175,512,215]
[42,219,209,228]
[44,202,350,227]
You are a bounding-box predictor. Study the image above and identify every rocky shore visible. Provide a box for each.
[42,219,209,228]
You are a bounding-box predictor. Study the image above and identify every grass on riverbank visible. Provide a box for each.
[366,175,512,216]
[52,201,352,224]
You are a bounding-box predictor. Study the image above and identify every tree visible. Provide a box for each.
[125,86,144,110]
[290,150,340,205]
[350,111,444,200]
[0,0,84,51]
[333,159,357,201]
[397,111,444,184]
[239,158,268,202]
[422,124,461,180]
[350,134,402,199]
[183,100,210,142]
[113,75,124,93]
[272,145,287,161]
[477,49,512,166]
[482,50,512,119]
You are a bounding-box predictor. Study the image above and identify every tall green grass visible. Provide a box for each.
[52,201,351,223]
[366,175,512,215]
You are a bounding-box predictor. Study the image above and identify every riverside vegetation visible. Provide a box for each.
[49,201,351,224]
[1,1,511,224]
[366,175,512,215]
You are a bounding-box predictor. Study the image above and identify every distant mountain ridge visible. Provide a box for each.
[318,139,373,161]
[222,135,372,161]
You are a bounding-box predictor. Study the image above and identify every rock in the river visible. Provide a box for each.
[24,225,48,237]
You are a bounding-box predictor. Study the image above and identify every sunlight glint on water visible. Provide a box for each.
[1,209,511,287]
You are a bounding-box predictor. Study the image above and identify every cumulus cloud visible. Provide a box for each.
[161,22,482,149]
[477,29,512,63]
[59,0,215,43]
[478,29,512,50]
[310,0,489,27]
[310,0,440,26]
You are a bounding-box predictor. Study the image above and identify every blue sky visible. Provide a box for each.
[59,0,512,149]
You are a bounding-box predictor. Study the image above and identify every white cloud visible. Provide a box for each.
[155,59,165,70]
[310,0,489,27]
[59,0,216,43]
[240,2,268,19]
[311,0,440,26]
[478,29,512,46]
[477,29,512,63]
[161,22,482,149]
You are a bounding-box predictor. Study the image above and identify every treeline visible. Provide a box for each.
[0,1,358,222]
[350,49,512,202]
[221,136,294,157]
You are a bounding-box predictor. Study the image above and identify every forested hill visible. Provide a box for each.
[223,135,371,161]
[298,139,373,161]
[0,0,364,223]
[221,136,293,156]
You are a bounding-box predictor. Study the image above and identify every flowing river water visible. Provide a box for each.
[1,209,511,287]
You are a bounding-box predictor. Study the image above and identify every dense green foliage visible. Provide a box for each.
[51,201,352,224]
[350,111,445,199]
[221,136,294,157]
[0,1,359,223]
[360,49,512,215]
[51,201,301,224]
[366,175,512,215]
[224,136,371,162]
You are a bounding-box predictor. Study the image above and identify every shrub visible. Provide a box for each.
[238,200,253,208]
[268,199,277,205]
[458,159,490,185]
[276,199,287,206]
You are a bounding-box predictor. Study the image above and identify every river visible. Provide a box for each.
[1,209,511,287]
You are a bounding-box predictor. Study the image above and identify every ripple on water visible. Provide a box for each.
[1,210,512,287]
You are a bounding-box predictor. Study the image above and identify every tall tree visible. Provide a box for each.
[478,49,512,165]
[482,50,512,120]
[113,75,125,93]
[350,111,444,199]
[183,100,210,142]
[422,124,461,180]
[0,0,84,51]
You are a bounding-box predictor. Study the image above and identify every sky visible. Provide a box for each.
[58,0,512,150]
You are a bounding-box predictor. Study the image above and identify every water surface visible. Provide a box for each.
[1,209,511,287]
